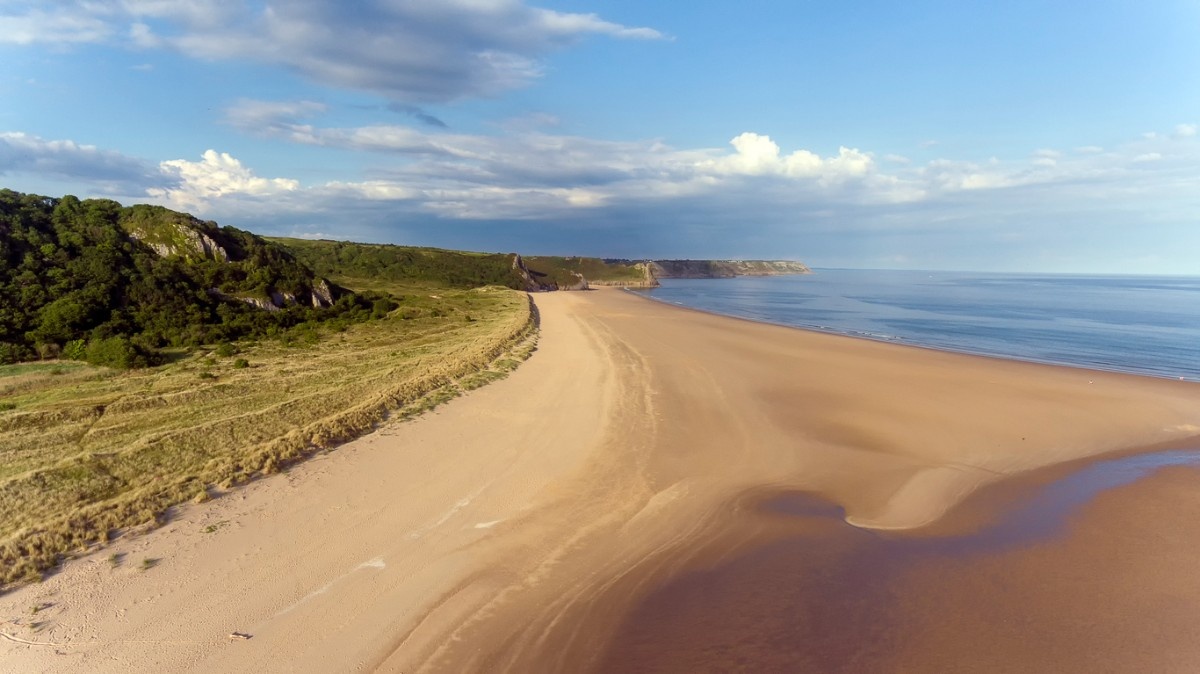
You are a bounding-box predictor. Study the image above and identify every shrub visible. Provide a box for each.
[62,339,87,361]
[215,342,237,357]
[0,343,27,365]
[233,358,249,369]
[84,336,146,369]
[371,297,398,319]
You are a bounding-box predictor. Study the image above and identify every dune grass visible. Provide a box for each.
[0,284,535,588]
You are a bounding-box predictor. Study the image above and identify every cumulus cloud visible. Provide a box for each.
[702,133,874,182]
[7,123,1198,270]
[1174,123,1197,138]
[3,0,663,102]
[149,149,299,211]
[204,113,1200,228]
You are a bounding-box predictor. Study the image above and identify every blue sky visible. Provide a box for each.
[1,0,1198,273]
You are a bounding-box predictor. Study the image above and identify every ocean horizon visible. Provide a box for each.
[641,269,1200,382]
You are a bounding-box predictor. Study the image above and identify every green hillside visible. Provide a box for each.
[0,190,387,367]
[271,237,530,290]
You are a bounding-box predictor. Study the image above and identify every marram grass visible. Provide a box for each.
[0,286,535,588]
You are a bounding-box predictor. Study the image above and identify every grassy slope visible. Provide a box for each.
[0,282,534,586]
[272,237,650,288]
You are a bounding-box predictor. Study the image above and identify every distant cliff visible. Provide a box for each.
[647,259,812,279]
[524,258,812,288]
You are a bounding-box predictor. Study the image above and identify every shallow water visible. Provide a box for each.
[592,448,1200,673]
[643,271,1200,381]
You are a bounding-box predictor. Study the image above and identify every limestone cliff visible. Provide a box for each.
[510,254,562,292]
[648,259,812,279]
[586,262,659,288]
[119,204,341,311]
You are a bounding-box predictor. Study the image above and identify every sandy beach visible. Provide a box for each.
[3,287,1199,673]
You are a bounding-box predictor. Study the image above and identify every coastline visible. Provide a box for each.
[632,274,1200,382]
[3,287,1198,672]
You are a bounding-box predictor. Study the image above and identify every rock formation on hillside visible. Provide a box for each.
[510,254,589,291]
[120,205,339,310]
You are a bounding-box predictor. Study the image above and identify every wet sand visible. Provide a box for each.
[594,451,1200,673]
[2,288,1199,673]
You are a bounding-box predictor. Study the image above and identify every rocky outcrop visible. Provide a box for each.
[126,218,231,262]
[122,205,344,312]
[228,294,282,312]
[510,254,559,292]
[311,279,335,308]
[587,262,659,288]
[558,273,590,291]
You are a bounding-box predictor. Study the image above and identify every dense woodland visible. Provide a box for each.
[279,238,648,290]
[274,237,531,289]
[0,190,392,367]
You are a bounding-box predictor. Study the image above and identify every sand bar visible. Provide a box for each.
[2,288,1198,672]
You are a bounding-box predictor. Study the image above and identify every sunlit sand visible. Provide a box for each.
[3,288,1198,673]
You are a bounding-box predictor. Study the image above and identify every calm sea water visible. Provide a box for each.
[641,270,1200,381]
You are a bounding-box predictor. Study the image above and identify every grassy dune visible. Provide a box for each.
[0,285,535,587]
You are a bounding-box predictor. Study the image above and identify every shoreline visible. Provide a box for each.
[629,279,1198,383]
[3,287,1198,672]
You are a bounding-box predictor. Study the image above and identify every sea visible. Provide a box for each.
[641,269,1200,381]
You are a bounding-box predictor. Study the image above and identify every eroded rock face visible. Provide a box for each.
[558,273,590,291]
[270,290,298,307]
[587,262,659,288]
[312,279,335,308]
[511,254,558,292]
[128,221,230,262]
[236,295,282,312]
[127,210,342,313]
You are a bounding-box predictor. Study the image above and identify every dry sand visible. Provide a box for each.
[2,288,1199,673]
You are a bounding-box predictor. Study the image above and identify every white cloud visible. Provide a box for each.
[223,99,328,134]
[1174,123,1197,138]
[697,133,873,182]
[2,0,663,102]
[191,116,1200,227]
[149,149,299,211]
[7,124,1198,272]
[0,5,113,44]
[288,230,330,240]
